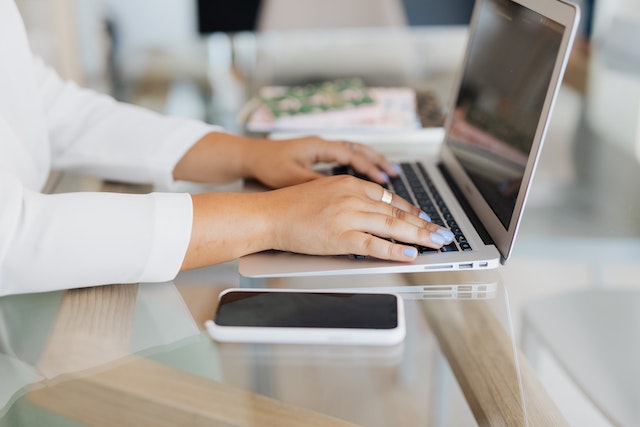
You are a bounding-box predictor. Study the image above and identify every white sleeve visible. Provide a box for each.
[33,57,222,189]
[0,171,193,296]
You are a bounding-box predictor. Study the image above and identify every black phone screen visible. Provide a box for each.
[214,291,399,329]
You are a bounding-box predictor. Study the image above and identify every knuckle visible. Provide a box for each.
[391,206,405,219]
[335,174,359,187]
[419,228,439,247]
[387,242,395,259]
[384,215,397,231]
[361,234,375,254]
[417,227,431,240]
[338,193,361,208]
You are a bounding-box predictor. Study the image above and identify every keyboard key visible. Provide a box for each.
[440,243,459,252]
[418,245,439,254]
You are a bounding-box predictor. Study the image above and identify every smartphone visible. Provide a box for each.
[205,288,405,346]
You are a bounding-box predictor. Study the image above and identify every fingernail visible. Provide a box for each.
[430,233,446,245]
[419,211,432,222]
[392,163,402,175]
[437,229,455,243]
[403,247,418,258]
[380,172,390,183]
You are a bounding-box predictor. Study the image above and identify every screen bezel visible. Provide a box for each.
[439,0,580,262]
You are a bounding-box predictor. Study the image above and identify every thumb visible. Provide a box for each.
[264,166,326,188]
[288,166,326,184]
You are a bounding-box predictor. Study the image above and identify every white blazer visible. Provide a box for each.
[0,0,220,295]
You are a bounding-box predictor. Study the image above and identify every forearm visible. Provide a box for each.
[180,192,273,270]
[173,131,265,184]
[179,175,451,272]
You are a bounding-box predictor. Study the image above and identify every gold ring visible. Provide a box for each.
[381,188,393,204]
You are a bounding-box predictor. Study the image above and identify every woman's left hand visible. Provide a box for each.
[173,132,398,188]
[242,135,399,188]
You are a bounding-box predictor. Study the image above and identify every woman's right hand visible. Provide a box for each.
[181,175,454,271]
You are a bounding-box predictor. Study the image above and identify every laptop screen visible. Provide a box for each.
[446,0,565,229]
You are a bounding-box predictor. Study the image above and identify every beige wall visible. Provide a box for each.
[16,0,112,91]
[16,0,82,83]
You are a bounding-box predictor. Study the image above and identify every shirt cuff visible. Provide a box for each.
[139,192,193,283]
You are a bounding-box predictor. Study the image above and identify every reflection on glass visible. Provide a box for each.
[448,0,564,228]
[0,283,203,418]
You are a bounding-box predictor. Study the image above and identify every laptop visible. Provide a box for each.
[239,0,580,278]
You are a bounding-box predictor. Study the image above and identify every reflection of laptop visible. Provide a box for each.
[240,0,580,278]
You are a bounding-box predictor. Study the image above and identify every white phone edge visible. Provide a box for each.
[205,288,406,346]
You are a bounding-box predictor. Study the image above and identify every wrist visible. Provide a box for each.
[183,192,275,269]
[237,136,266,179]
[174,132,255,183]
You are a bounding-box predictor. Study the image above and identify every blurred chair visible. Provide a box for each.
[521,290,640,427]
[248,0,411,88]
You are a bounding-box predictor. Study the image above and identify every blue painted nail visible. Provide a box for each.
[403,247,418,257]
[380,172,390,182]
[430,233,446,245]
[419,211,432,222]
[437,229,455,243]
[392,163,402,174]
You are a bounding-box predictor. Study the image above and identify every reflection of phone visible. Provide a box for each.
[205,288,405,346]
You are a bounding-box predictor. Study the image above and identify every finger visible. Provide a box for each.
[334,176,454,246]
[373,200,456,246]
[360,211,449,249]
[357,181,456,239]
[311,141,393,184]
[349,143,400,177]
[344,145,394,184]
[363,184,421,217]
[367,200,443,232]
[344,231,420,262]
[287,167,327,185]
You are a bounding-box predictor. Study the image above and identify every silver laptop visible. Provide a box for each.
[240,0,580,278]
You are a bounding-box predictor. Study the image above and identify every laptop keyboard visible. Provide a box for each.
[332,162,472,255]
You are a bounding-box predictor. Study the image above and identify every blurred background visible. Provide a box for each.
[15,0,595,125]
[15,1,640,426]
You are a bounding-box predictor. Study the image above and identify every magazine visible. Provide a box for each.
[242,78,421,132]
